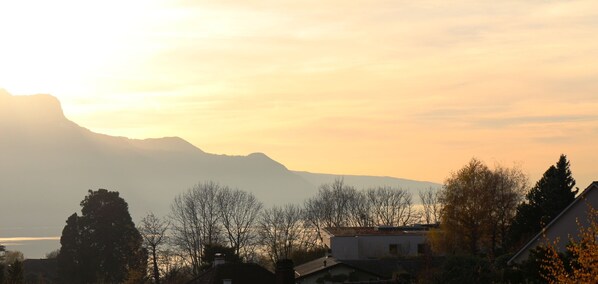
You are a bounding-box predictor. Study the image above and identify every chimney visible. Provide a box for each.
[275,259,295,284]
[214,253,225,267]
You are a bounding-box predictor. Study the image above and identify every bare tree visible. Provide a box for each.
[139,212,170,284]
[419,187,442,224]
[194,182,222,246]
[170,191,201,276]
[367,186,415,226]
[169,181,223,276]
[348,190,374,227]
[258,204,303,265]
[217,188,262,259]
[304,178,366,243]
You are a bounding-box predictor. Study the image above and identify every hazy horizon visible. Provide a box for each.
[1,0,598,260]
[2,1,598,189]
[1,91,443,259]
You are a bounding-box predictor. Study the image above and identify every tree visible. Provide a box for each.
[540,205,598,284]
[0,243,4,284]
[366,186,416,226]
[487,165,527,255]
[419,187,442,224]
[436,255,493,284]
[6,259,24,284]
[45,249,60,259]
[439,158,526,256]
[258,204,304,266]
[509,154,577,249]
[139,212,170,284]
[57,189,147,284]
[169,181,223,276]
[3,251,24,266]
[216,187,262,259]
[57,214,82,283]
[304,179,366,243]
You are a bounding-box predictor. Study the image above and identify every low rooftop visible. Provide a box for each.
[295,256,437,281]
[324,225,434,237]
[187,262,275,284]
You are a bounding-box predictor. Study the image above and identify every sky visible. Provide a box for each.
[1,0,597,188]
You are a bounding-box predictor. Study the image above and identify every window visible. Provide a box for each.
[389,244,398,255]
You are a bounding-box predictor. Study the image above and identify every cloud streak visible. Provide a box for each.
[1,0,597,187]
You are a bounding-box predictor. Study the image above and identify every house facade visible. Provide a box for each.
[508,181,598,264]
[323,226,429,260]
[295,225,434,283]
[295,257,384,284]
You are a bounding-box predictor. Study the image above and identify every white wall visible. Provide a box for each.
[331,234,426,260]
[510,187,598,263]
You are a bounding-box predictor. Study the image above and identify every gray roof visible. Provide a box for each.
[294,257,429,280]
[294,256,341,278]
[187,263,275,284]
[507,181,598,265]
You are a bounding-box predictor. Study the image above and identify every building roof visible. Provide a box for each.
[324,226,429,237]
[187,262,275,284]
[294,256,342,278]
[508,181,598,265]
[294,256,429,280]
[295,256,388,280]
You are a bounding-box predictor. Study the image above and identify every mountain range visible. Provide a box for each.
[0,90,440,257]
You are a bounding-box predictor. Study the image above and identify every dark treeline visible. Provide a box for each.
[1,154,591,283]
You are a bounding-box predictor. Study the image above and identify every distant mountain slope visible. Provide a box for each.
[0,90,440,257]
[294,171,441,193]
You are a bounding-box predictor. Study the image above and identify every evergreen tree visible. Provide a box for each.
[57,214,84,283]
[6,259,24,284]
[509,155,578,249]
[57,189,147,283]
[0,243,5,283]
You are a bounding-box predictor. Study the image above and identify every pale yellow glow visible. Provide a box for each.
[0,237,60,242]
[0,0,172,97]
[1,0,597,186]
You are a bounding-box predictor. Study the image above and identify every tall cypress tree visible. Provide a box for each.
[57,214,83,284]
[57,189,147,283]
[0,243,5,283]
[509,154,578,249]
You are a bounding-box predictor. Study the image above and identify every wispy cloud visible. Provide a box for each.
[0,237,60,244]
[475,115,598,128]
[2,0,598,186]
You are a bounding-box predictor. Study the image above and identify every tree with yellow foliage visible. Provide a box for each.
[540,205,598,284]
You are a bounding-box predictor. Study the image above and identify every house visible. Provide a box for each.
[187,256,295,284]
[294,225,434,283]
[186,262,275,284]
[294,256,424,284]
[322,225,431,260]
[295,256,381,284]
[508,181,598,264]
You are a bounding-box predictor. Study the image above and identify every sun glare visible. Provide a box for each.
[0,0,164,97]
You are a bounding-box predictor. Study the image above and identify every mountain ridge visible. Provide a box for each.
[0,91,440,258]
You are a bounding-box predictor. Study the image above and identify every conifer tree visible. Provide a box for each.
[58,189,147,283]
[509,154,578,249]
[0,243,5,283]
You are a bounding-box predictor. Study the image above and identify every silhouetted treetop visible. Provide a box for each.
[58,189,146,284]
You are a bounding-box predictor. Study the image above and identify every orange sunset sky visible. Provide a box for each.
[1,0,597,187]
